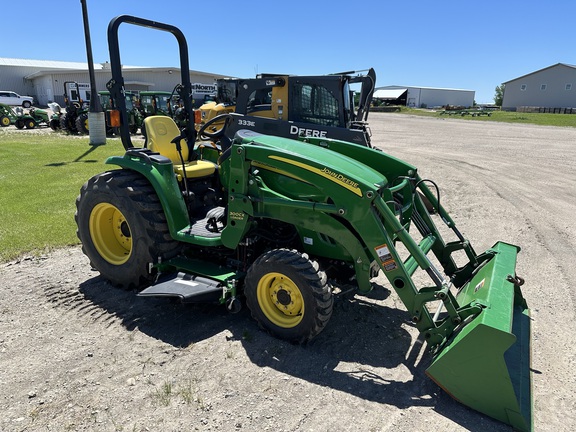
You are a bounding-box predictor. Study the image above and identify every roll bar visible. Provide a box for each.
[106,15,195,149]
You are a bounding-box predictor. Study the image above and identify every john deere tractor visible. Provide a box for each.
[137,89,187,129]
[99,90,142,135]
[0,104,34,128]
[21,107,52,129]
[76,15,533,431]
[139,91,173,117]
[0,103,50,129]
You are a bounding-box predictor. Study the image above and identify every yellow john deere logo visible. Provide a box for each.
[269,156,362,197]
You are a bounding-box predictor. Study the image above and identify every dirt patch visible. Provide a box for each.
[1,114,575,431]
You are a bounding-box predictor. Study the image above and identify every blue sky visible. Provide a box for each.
[3,0,575,103]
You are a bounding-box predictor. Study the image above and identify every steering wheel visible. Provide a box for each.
[168,84,182,117]
[198,113,232,140]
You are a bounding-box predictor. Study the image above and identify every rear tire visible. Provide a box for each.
[49,118,60,130]
[60,113,77,133]
[25,118,36,129]
[15,119,25,129]
[244,249,333,343]
[75,112,89,134]
[75,170,181,289]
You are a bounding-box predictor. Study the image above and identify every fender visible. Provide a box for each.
[105,150,190,237]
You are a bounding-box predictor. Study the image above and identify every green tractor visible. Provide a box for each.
[1,103,28,128]
[99,90,143,135]
[137,88,188,130]
[0,103,46,129]
[138,90,173,118]
[19,107,52,129]
[76,15,533,431]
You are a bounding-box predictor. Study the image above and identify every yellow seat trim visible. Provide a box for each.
[144,115,217,179]
[174,160,216,178]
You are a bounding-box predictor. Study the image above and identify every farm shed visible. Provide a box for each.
[0,57,228,107]
[502,63,576,111]
[373,85,475,108]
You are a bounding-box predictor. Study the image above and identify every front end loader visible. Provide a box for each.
[75,15,533,431]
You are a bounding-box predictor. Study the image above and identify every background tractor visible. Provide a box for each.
[77,15,533,432]
[59,81,89,134]
[139,91,173,118]
[137,89,188,129]
[0,103,47,129]
[99,90,142,135]
[195,78,238,128]
[196,69,375,147]
[0,104,26,128]
[20,107,52,129]
[48,102,63,130]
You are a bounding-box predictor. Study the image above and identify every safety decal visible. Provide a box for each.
[375,244,398,271]
[474,278,486,292]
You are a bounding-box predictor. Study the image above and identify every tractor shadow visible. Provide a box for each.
[235,286,438,410]
[77,277,507,431]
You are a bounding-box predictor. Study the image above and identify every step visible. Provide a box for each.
[138,272,223,303]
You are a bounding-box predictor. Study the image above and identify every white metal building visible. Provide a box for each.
[374,85,475,108]
[0,57,229,107]
[502,63,576,110]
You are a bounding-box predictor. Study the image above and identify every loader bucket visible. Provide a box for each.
[426,242,532,431]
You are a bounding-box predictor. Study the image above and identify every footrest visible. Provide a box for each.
[138,272,223,303]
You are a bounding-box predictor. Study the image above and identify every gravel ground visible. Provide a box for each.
[1,113,575,431]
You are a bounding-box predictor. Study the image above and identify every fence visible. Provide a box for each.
[517,106,576,114]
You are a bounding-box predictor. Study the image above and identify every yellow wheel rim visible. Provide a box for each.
[256,272,304,328]
[1,117,9,126]
[89,203,132,265]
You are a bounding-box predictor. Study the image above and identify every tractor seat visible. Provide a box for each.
[144,116,216,179]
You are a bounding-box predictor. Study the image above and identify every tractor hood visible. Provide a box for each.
[231,129,388,197]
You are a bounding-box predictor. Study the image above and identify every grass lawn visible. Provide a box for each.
[0,130,126,262]
[391,107,576,127]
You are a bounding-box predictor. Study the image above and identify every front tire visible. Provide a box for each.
[245,249,333,343]
[75,170,181,288]
[0,116,10,127]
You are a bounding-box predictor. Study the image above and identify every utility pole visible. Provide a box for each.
[80,0,106,145]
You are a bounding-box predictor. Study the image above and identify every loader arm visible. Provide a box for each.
[349,67,376,122]
[224,131,532,431]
